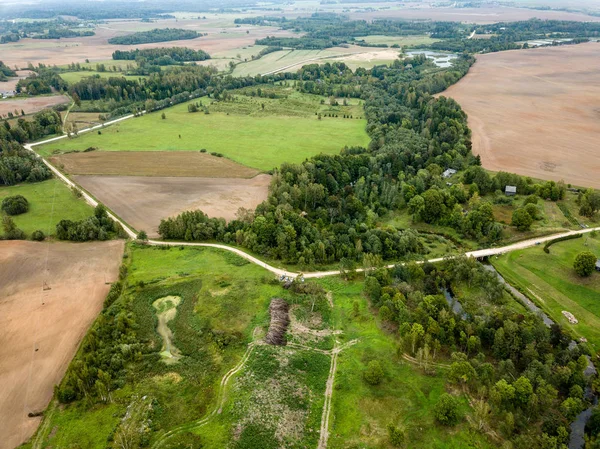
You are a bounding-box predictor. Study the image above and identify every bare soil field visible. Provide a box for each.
[0,19,298,69]
[442,43,600,189]
[50,151,261,178]
[347,6,600,23]
[0,240,124,449]
[0,70,34,95]
[74,174,271,236]
[0,94,70,117]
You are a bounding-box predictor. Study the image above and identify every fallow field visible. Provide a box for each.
[442,43,600,189]
[0,95,69,118]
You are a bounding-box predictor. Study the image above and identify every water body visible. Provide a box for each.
[405,50,458,68]
[482,263,597,448]
[441,287,467,319]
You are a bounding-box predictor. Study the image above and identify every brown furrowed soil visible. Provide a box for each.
[0,240,124,449]
[0,95,70,117]
[442,43,600,189]
[50,151,261,178]
[74,174,271,236]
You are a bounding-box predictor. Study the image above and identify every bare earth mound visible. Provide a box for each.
[0,240,124,449]
[73,174,271,237]
[442,43,600,189]
[50,151,261,178]
[0,95,70,117]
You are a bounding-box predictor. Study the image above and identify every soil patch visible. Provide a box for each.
[442,43,600,189]
[0,240,124,449]
[50,151,261,178]
[152,296,182,364]
[73,174,271,236]
[0,95,70,117]
[265,299,290,346]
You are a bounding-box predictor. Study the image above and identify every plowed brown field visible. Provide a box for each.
[442,43,600,189]
[0,240,124,449]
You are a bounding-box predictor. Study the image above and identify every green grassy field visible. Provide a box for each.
[355,34,440,47]
[36,90,370,171]
[59,71,147,84]
[492,233,600,349]
[317,277,493,448]
[0,178,93,237]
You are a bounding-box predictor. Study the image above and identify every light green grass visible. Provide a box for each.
[355,34,440,47]
[317,277,493,448]
[36,93,370,171]
[0,178,94,237]
[59,71,147,84]
[492,234,600,349]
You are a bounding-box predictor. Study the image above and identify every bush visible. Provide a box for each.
[364,360,384,385]
[512,207,533,231]
[136,230,148,241]
[434,393,461,426]
[2,215,25,240]
[1,195,29,215]
[573,251,597,277]
[387,424,406,447]
[31,230,46,241]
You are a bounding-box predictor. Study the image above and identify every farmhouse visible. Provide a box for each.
[442,168,457,178]
[505,185,517,196]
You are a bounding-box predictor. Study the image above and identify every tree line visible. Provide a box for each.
[112,47,211,65]
[108,28,200,45]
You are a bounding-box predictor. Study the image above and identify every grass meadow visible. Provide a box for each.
[354,34,440,47]
[36,89,370,171]
[492,233,600,349]
[0,178,93,237]
[59,71,147,83]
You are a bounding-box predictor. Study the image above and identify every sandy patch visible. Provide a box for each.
[441,43,600,189]
[0,240,124,449]
[73,174,271,237]
[153,296,182,363]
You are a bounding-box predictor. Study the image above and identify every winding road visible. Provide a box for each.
[25,118,600,280]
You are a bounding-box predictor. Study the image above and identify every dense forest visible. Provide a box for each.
[108,28,200,45]
[112,47,211,65]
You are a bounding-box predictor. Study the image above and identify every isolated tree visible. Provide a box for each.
[364,360,384,386]
[573,251,597,277]
[511,207,533,231]
[434,393,461,426]
[136,230,148,241]
[161,112,166,120]
[31,230,45,241]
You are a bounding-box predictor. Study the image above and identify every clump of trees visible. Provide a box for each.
[2,215,25,240]
[112,47,210,65]
[573,251,597,277]
[108,28,199,45]
[1,195,29,215]
[0,61,16,81]
[56,205,123,241]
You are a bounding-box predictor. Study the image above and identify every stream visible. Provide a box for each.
[483,263,597,448]
[441,287,467,319]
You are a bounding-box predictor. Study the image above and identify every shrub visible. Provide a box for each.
[2,215,26,240]
[543,233,582,254]
[136,230,148,241]
[364,360,384,385]
[511,207,533,231]
[434,393,461,426]
[31,230,46,241]
[573,251,597,277]
[387,424,406,447]
[1,195,29,215]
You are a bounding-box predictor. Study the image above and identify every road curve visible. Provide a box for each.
[25,122,600,280]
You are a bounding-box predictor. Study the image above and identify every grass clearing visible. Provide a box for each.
[355,34,440,47]
[492,233,600,349]
[0,178,94,237]
[36,88,370,171]
[316,277,493,449]
[59,71,148,84]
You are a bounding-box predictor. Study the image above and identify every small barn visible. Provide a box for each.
[505,185,517,196]
[596,259,600,272]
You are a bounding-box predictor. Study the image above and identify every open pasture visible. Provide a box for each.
[0,240,124,449]
[37,93,369,171]
[50,151,261,178]
[0,94,69,117]
[442,43,600,189]
[73,174,271,236]
[492,233,600,349]
[59,71,147,84]
[354,34,439,47]
[0,178,94,238]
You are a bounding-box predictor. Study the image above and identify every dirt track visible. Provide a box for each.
[442,43,600,189]
[0,240,124,449]
[74,174,271,236]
